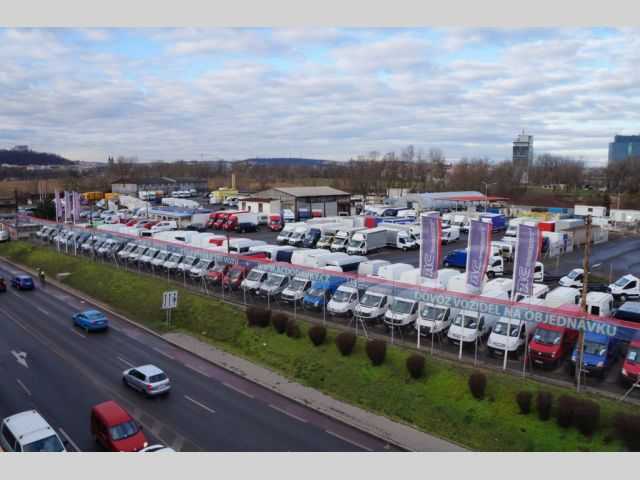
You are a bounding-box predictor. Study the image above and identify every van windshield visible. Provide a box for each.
[627,348,640,364]
[22,434,65,452]
[246,270,264,281]
[420,305,447,321]
[568,270,581,280]
[360,293,383,307]
[228,268,243,279]
[390,299,415,314]
[584,341,607,356]
[264,275,285,287]
[332,289,354,303]
[110,420,140,441]
[615,277,630,287]
[533,328,561,345]
[453,314,478,329]
[290,278,308,291]
[493,321,519,337]
[307,287,326,297]
[168,254,182,262]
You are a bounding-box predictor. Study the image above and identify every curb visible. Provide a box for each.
[1,255,452,452]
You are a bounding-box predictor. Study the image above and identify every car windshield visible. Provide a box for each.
[453,314,478,329]
[420,305,447,321]
[290,278,308,291]
[390,299,415,314]
[348,240,363,249]
[332,289,354,303]
[264,275,285,287]
[155,252,169,261]
[568,270,580,280]
[110,420,139,441]
[149,373,167,383]
[493,321,520,337]
[22,434,65,452]
[584,341,607,356]
[615,277,630,287]
[307,287,326,297]
[626,348,640,364]
[533,328,561,345]
[246,270,264,281]
[360,293,383,307]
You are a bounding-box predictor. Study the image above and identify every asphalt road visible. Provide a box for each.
[0,261,397,452]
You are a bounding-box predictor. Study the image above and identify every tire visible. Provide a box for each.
[122,377,128,388]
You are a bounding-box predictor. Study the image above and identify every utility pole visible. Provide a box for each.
[577,215,592,393]
[14,189,19,231]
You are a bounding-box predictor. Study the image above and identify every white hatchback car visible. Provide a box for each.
[123,364,171,397]
[0,410,66,452]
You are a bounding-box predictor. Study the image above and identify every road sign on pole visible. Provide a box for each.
[162,290,178,310]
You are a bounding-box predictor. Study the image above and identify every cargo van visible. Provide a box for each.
[240,267,269,294]
[354,285,393,323]
[330,227,366,252]
[384,295,419,330]
[327,282,364,317]
[620,337,640,386]
[608,274,640,302]
[529,304,581,369]
[346,227,387,255]
[570,331,623,378]
[303,278,347,310]
[277,222,303,244]
[441,227,461,244]
[162,252,185,272]
[0,410,66,452]
[288,225,311,246]
[559,268,584,288]
[258,273,290,298]
[447,288,508,345]
[228,239,266,254]
[415,269,460,336]
[487,295,545,357]
[280,276,313,304]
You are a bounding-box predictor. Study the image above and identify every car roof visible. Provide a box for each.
[82,309,103,316]
[135,364,164,377]
[16,275,31,280]
[3,410,57,445]
[92,400,132,425]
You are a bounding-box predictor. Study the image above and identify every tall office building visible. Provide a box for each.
[512,132,533,184]
[609,135,640,164]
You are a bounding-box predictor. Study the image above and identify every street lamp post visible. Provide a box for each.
[481,182,496,212]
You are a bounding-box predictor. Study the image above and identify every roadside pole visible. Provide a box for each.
[577,215,592,393]
[504,226,520,370]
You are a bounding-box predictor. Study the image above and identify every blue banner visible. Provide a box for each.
[419,213,440,280]
[466,220,492,292]
[513,224,540,298]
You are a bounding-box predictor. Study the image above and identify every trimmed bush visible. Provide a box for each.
[556,395,577,428]
[614,413,640,451]
[246,306,270,328]
[286,319,301,339]
[516,391,532,415]
[536,392,553,421]
[335,331,357,356]
[468,371,487,400]
[271,312,289,334]
[365,339,387,366]
[406,354,426,379]
[308,325,327,346]
[574,399,600,437]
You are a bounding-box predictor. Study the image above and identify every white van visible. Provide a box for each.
[241,267,269,293]
[447,288,508,345]
[0,410,66,452]
[559,268,584,288]
[357,260,390,277]
[586,291,614,317]
[384,295,419,330]
[441,226,461,244]
[354,286,392,323]
[327,283,363,317]
[258,273,290,298]
[487,296,545,357]
[513,283,549,303]
[544,286,581,308]
[608,274,640,302]
[280,276,313,304]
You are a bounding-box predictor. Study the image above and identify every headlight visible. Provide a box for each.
[550,352,556,358]
[622,368,628,376]
[597,361,604,368]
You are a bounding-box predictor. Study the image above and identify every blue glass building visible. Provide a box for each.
[609,135,640,164]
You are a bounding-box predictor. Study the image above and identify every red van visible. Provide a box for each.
[620,339,640,387]
[91,401,147,452]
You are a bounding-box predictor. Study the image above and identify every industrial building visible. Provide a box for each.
[111,177,209,196]
[238,197,281,216]
[252,186,350,219]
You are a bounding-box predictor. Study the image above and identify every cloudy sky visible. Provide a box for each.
[1,28,639,165]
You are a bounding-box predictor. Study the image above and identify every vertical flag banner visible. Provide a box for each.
[64,191,71,222]
[54,190,62,222]
[513,224,541,298]
[73,191,81,224]
[466,219,492,292]
[419,213,441,280]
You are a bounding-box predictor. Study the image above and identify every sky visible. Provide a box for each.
[1,27,639,165]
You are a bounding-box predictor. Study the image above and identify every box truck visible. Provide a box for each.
[277,222,304,244]
[303,223,345,249]
[330,227,366,252]
[346,227,387,255]
[480,213,507,232]
[378,223,418,250]
[357,259,390,277]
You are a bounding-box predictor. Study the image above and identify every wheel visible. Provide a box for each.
[122,377,128,387]
[443,262,450,268]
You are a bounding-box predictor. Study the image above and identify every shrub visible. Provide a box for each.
[335,331,357,356]
[556,395,577,428]
[365,339,387,366]
[614,413,640,451]
[536,392,553,421]
[246,306,270,328]
[516,391,532,415]
[574,399,600,437]
[406,354,426,379]
[286,319,301,339]
[308,325,327,346]
[271,312,289,334]
[468,371,487,400]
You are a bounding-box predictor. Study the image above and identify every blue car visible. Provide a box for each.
[72,309,109,332]
[11,275,35,290]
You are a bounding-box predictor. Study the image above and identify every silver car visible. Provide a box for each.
[122,365,171,397]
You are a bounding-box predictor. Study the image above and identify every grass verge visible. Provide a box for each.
[1,241,634,451]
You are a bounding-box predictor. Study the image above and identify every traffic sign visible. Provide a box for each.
[162,290,178,310]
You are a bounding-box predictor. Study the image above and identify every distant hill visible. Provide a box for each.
[239,157,338,167]
[0,149,73,166]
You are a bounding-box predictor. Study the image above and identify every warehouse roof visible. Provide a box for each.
[268,186,350,197]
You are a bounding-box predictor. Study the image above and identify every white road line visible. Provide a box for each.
[35,306,50,316]
[117,356,134,367]
[184,395,216,414]
[153,346,175,360]
[185,363,209,376]
[325,430,372,452]
[70,328,86,339]
[269,404,308,423]
[58,428,81,452]
[222,382,254,399]
[16,379,31,396]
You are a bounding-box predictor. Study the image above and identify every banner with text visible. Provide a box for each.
[466,219,492,293]
[419,213,441,280]
[513,224,541,298]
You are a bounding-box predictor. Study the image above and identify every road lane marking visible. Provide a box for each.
[185,363,209,376]
[16,379,31,396]
[117,356,134,367]
[153,346,175,360]
[58,428,81,452]
[11,350,29,368]
[184,395,216,414]
[70,328,86,339]
[325,430,372,452]
[222,382,254,399]
[269,404,308,423]
[35,306,51,316]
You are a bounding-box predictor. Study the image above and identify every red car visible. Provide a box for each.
[528,323,579,368]
[620,339,640,387]
[223,265,249,289]
[91,401,148,452]
[207,264,231,284]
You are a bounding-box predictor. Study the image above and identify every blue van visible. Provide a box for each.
[442,249,467,269]
[302,278,347,310]
[570,331,623,378]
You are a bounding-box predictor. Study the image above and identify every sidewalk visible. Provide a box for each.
[164,331,466,452]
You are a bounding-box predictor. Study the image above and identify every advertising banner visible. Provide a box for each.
[54,190,62,222]
[513,224,541,298]
[466,219,492,292]
[64,191,71,222]
[419,213,441,280]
